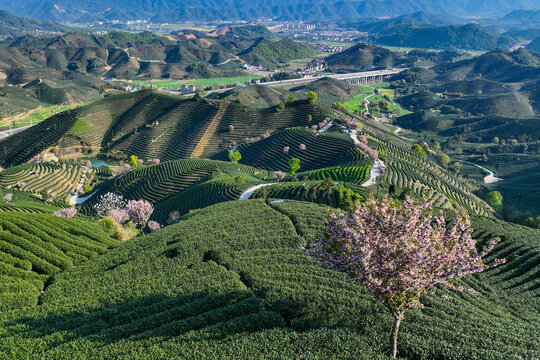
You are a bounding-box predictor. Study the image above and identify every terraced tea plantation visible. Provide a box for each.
[0,213,115,311]
[0,83,538,359]
[0,163,89,202]
[0,200,537,359]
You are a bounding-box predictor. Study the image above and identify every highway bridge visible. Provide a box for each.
[263,68,406,87]
[170,68,407,97]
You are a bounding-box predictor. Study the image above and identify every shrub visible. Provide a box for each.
[128,155,139,167]
[147,220,161,232]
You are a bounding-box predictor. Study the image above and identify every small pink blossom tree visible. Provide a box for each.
[147,220,161,232]
[107,208,130,224]
[54,207,77,218]
[304,196,504,358]
[299,143,307,151]
[273,171,286,181]
[3,193,13,202]
[283,146,290,154]
[126,199,154,233]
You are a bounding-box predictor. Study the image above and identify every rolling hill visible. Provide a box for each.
[0,72,538,358]
[375,23,517,51]
[0,199,537,358]
[325,43,411,73]
[0,10,70,38]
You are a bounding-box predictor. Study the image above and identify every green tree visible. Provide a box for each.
[412,144,427,158]
[432,141,441,152]
[307,91,317,104]
[288,157,300,175]
[277,101,285,112]
[286,95,296,104]
[228,150,241,164]
[437,153,451,167]
[492,137,499,144]
[307,114,312,123]
[487,191,503,209]
[128,155,139,167]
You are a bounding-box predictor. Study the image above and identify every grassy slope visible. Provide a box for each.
[0,200,537,359]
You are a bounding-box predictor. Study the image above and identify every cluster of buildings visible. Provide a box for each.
[241,63,268,71]
[178,84,197,93]
[272,23,316,31]
[124,85,142,92]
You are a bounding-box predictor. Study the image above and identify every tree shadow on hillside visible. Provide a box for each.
[8,289,317,347]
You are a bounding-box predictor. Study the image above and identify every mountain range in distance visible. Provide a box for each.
[0,0,538,23]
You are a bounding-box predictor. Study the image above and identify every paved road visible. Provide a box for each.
[0,126,31,140]
[458,160,503,184]
[239,183,274,200]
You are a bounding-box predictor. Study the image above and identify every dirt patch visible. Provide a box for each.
[161,34,177,42]
[200,39,212,48]
[207,27,230,37]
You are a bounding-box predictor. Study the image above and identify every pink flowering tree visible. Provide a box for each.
[3,193,13,203]
[299,143,307,151]
[126,199,154,234]
[147,220,161,232]
[304,196,504,358]
[283,146,290,154]
[229,124,235,132]
[54,207,77,218]
[94,192,127,218]
[273,171,286,181]
[107,208,130,224]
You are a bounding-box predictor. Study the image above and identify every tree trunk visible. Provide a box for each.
[390,314,402,358]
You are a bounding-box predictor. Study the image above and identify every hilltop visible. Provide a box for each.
[375,24,517,51]
[0,10,69,38]
[325,43,410,73]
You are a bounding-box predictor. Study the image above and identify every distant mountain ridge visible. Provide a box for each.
[375,23,517,51]
[0,0,538,23]
[0,9,69,37]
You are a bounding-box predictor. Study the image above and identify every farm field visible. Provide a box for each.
[0,104,80,128]
[343,82,412,115]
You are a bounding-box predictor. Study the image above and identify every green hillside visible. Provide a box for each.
[239,38,317,69]
[375,23,517,50]
[325,43,410,72]
[0,10,70,37]
[0,212,115,311]
[0,90,330,168]
[0,200,537,358]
